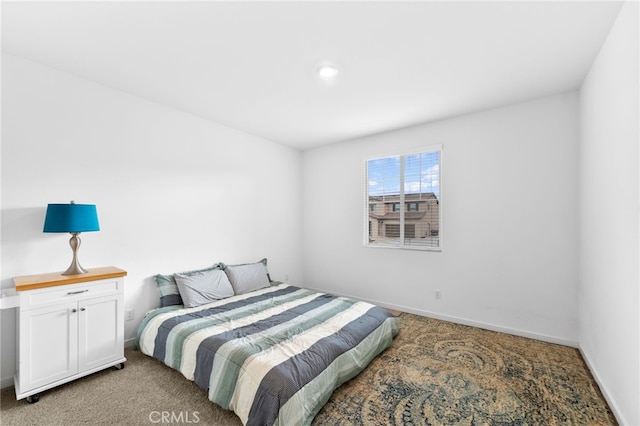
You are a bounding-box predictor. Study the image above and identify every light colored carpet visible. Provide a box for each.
[0,313,615,425]
[0,347,241,426]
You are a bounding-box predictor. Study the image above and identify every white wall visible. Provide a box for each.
[303,92,579,346]
[0,54,303,386]
[578,2,639,425]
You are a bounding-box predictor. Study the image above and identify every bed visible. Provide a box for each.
[136,261,399,426]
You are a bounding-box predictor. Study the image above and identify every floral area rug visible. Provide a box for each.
[313,313,615,426]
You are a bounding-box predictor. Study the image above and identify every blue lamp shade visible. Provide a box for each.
[43,204,100,233]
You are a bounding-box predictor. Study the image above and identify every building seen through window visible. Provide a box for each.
[366,149,440,249]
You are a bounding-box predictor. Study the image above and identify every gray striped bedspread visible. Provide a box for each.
[136,283,400,426]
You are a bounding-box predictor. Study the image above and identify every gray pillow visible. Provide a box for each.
[174,268,234,308]
[224,259,271,295]
[154,263,223,307]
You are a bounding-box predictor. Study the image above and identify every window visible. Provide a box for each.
[365,147,441,250]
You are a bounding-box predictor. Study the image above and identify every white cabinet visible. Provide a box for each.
[13,267,127,402]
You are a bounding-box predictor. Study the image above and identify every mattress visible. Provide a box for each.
[137,283,400,426]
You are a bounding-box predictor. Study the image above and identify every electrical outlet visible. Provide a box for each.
[125,309,135,321]
[435,290,442,300]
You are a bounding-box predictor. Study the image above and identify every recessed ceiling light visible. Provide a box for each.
[317,64,339,80]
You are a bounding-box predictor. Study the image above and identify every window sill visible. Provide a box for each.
[364,243,442,252]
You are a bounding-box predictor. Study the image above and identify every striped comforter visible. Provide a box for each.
[137,283,400,426]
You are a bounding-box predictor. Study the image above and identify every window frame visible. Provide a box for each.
[364,145,442,252]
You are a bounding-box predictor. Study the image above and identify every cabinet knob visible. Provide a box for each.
[80,307,86,311]
[71,308,77,313]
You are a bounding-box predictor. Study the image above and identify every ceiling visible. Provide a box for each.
[1,1,623,150]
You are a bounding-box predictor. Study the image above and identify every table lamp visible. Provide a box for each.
[43,201,100,275]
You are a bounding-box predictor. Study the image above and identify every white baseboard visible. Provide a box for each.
[579,347,625,425]
[1,375,14,390]
[396,304,578,347]
[304,285,579,348]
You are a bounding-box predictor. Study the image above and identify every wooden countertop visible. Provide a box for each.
[13,266,127,292]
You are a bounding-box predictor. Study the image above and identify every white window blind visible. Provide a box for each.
[365,147,441,250]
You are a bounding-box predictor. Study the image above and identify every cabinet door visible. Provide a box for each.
[19,301,78,391]
[78,293,123,372]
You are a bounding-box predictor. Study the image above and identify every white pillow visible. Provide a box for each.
[224,261,270,295]
[174,268,234,308]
